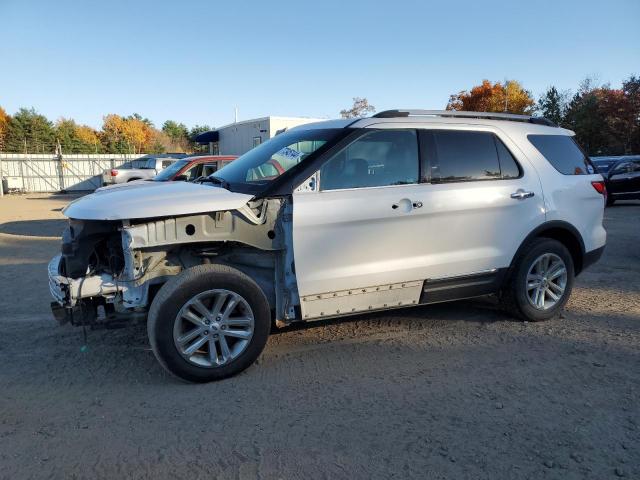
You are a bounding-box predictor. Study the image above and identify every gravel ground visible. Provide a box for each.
[0,194,638,479]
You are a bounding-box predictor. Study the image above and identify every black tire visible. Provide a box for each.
[606,196,616,207]
[148,264,271,382]
[501,238,575,322]
[127,178,141,182]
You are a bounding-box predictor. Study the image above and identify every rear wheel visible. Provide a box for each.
[148,264,271,382]
[501,238,574,321]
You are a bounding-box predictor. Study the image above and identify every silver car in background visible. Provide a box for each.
[102,156,184,185]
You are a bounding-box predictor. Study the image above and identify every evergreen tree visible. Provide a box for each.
[5,108,55,153]
[537,87,568,125]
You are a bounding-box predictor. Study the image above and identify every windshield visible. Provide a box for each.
[154,160,189,181]
[211,128,343,194]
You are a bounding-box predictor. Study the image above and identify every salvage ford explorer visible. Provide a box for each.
[49,110,607,382]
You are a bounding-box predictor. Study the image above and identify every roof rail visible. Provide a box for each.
[371,109,557,127]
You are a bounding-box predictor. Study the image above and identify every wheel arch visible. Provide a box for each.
[512,221,586,275]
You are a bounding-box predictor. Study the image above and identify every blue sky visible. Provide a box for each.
[1,0,638,129]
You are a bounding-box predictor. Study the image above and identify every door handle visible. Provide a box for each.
[392,199,422,211]
[510,189,535,200]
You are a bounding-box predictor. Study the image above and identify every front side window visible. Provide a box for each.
[528,134,594,175]
[320,130,419,191]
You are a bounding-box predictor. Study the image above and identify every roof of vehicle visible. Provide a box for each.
[291,110,574,136]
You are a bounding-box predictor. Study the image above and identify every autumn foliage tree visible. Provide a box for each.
[99,114,158,154]
[562,77,640,155]
[55,118,101,153]
[0,106,9,151]
[447,80,535,115]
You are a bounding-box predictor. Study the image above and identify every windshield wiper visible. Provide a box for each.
[195,176,231,190]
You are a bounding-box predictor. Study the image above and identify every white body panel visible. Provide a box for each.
[63,182,253,220]
[292,118,604,317]
[502,128,607,253]
[293,168,544,300]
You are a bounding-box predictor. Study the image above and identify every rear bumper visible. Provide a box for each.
[582,245,605,271]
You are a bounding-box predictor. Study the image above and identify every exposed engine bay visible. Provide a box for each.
[49,198,299,328]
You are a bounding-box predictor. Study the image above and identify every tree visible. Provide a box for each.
[121,117,152,154]
[621,75,640,154]
[162,120,190,151]
[55,118,101,153]
[100,114,129,153]
[127,113,154,128]
[340,97,376,118]
[100,114,156,154]
[564,88,608,155]
[0,106,9,151]
[561,77,640,155]
[75,125,101,153]
[537,86,569,125]
[447,80,535,115]
[4,108,55,153]
[189,124,213,152]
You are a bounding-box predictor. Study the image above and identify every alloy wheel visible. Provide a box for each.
[173,289,254,368]
[525,253,568,311]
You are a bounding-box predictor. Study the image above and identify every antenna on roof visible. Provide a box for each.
[234,107,238,123]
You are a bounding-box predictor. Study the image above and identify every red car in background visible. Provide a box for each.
[153,155,237,182]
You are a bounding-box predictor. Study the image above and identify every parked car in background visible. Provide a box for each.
[102,155,186,185]
[592,156,640,206]
[153,155,237,182]
[49,110,606,382]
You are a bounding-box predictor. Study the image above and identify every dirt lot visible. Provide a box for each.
[0,194,638,479]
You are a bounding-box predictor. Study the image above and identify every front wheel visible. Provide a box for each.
[148,264,271,382]
[501,238,575,322]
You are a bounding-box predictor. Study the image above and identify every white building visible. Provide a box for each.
[196,116,326,156]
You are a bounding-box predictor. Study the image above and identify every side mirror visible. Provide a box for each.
[175,175,189,181]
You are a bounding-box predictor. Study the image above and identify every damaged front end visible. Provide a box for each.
[49,197,299,328]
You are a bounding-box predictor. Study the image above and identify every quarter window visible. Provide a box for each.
[528,134,593,175]
[320,130,419,190]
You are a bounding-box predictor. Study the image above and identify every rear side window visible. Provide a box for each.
[528,135,594,175]
[424,131,520,183]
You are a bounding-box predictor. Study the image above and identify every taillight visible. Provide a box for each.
[110,169,118,176]
[591,180,607,201]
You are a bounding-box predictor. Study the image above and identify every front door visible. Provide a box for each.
[292,127,545,319]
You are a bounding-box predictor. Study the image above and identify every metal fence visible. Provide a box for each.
[0,153,147,193]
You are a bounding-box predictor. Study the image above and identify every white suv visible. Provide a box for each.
[49,110,607,382]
